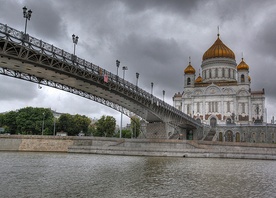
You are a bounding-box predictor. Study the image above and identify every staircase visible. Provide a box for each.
[203,128,216,141]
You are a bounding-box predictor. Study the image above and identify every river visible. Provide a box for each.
[0,152,275,198]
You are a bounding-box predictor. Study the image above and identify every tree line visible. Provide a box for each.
[0,107,141,138]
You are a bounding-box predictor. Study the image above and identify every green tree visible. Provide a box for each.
[1,111,17,134]
[16,107,54,135]
[73,114,91,134]
[56,114,91,136]
[130,116,141,138]
[95,115,116,137]
[56,114,74,135]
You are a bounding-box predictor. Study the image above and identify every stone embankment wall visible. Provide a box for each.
[0,135,276,160]
[0,135,74,152]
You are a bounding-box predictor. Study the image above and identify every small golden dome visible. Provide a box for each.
[184,63,196,74]
[195,75,202,83]
[248,75,251,82]
[203,35,235,61]
[237,58,249,70]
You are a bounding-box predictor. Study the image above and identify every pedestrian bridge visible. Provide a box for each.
[0,23,203,139]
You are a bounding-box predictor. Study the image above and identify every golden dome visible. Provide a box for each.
[195,75,202,83]
[184,62,196,74]
[203,35,235,61]
[237,58,249,70]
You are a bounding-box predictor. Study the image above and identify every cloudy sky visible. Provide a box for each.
[0,0,276,125]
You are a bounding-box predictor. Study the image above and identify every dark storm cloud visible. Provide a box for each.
[0,0,276,120]
[0,1,64,41]
[0,76,37,101]
[119,0,201,15]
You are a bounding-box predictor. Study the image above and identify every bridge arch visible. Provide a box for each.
[0,23,202,138]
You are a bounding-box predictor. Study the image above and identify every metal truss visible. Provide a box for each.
[0,67,131,116]
[0,22,202,129]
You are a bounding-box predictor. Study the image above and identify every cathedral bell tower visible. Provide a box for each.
[237,57,250,85]
[184,58,196,88]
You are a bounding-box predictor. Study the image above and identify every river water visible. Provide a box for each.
[0,152,275,198]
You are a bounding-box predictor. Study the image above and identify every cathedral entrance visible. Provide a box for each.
[187,130,193,140]
[210,117,217,128]
[225,130,233,142]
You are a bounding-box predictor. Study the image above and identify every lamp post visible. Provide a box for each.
[136,72,139,87]
[163,90,165,102]
[22,6,32,36]
[122,66,128,80]
[72,34,79,56]
[120,66,128,138]
[116,60,120,76]
[151,82,154,95]
[42,112,45,135]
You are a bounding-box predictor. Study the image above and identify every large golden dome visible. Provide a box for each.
[184,62,196,74]
[203,35,235,61]
[237,58,249,70]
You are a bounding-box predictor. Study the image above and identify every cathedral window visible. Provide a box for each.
[187,104,191,114]
[228,68,231,78]
[197,102,200,113]
[187,77,191,85]
[203,70,206,79]
[242,103,246,113]
[209,69,212,78]
[209,102,218,113]
[227,101,230,112]
[241,74,245,82]
[215,68,218,77]
[222,68,225,77]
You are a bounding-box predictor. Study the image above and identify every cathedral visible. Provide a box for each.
[172,33,275,143]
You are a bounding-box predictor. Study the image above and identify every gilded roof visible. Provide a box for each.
[195,75,202,83]
[184,63,196,74]
[237,58,249,70]
[202,35,235,61]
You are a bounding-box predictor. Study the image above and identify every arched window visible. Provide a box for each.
[228,68,231,78]
[242,103,246,114]
[241,74,245,82]
[219,132,223,141]
[215,68,218,77]
[225,130,233,142]
[187,77,191,85]
[227,101,230,112]
[210,117,217,128]
[222,68,225,77]
[236,132,240,142]
[209,69,212,78]
[197,102,200,113]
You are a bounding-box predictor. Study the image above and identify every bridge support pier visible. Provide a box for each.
[142,122,204,140]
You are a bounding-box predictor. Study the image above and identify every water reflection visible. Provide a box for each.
[0,152,275,198]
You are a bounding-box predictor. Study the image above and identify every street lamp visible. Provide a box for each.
[42,112,45,135]
[136,72,139,87]
[151,82,154,95]
[72,34,79,56]
[120,66,128,138]
[22,6,32,36]
[163,90,165,102]
[122,66,128,80]
[116,60,120,76]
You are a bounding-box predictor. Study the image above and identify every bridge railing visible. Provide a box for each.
[0,23,200,126]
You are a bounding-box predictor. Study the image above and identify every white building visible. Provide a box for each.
[173,33,265,127]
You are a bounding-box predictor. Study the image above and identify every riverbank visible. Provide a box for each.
[0,135,276,160]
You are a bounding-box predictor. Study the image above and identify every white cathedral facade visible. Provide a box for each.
[173,33,265,127]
